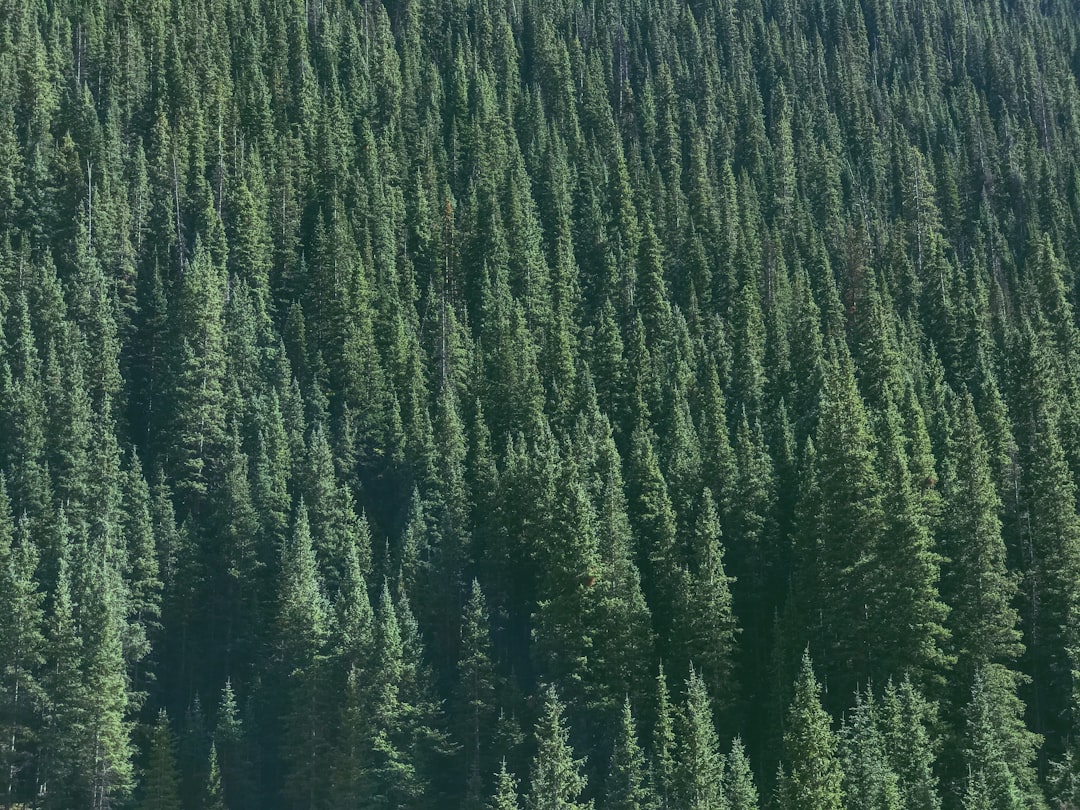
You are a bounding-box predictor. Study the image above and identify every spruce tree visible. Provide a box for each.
[494,759,522,810]
[139,711,182,810]
[457,580,498,803]
[0,482,44,805]
[605,697,654,810]
[779,651,843,810]
[525,685,590,810]
[204,742,227,810]
[941,391,1023,678]
[276,502,331,810]
[674,668,725,810]
[724,739,759,810]
[840,688,901,810]
[651,665,677,810]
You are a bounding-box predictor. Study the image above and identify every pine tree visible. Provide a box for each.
[494,759,522,810]
[960,666,1045,810]
[276,502,331,810]
[78,547,136,809]
[871,399,950,688]
[0,481,45,805]
[458,580,498,803]
[942,391,1023,679]
[810,348,885,700]
[674,668,725,810]
[139,711,182,810]
[525,685,590,810]
[204,742,227,810]
[532,454,602,724]
[779,651,843,810]
[626,427,680,647]
[167,238,228,515]
[605,698,654,810]
[840,688,901,810]
[651,665,677,810]
[724,739,759,810]
[215,679,249,810]
[880,680,940,810]
[680,488,738,718]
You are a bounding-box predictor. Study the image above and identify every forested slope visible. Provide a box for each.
[2,0,1080,806]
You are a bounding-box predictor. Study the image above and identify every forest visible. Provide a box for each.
[3,0,1080,806]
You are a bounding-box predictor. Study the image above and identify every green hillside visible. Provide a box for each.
[2,0,1080,806]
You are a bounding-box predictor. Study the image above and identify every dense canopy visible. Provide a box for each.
[2,0,1080,807]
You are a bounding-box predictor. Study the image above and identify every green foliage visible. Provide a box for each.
[605,698,655,810]
[674,668,725,810]
[779,652,844,810]
[526,686,591,810]
[139,711,181,810]
[0,0,1077,804]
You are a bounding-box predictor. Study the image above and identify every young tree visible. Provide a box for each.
[779,651,843,810]
[139,711,181,810]
[724,739,759,810]
[840,688,901,810]
[605,698,655,810]
[457,580,497,804]
[525,685,590,810]
[494,759,521,810]
[674,668,725,810]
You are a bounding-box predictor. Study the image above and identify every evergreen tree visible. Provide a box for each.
[880,680,940,810]
[276,502,331,809]
[674,668,725,810]
[840,688,901,810]
[525,685,590,810]
[494,759,521,810]
[458,580,498,804]
[139,711,182,810]
[724,739,759,810]
[779,652,843,810]
[942,392,1023,678]
[0,482,45,805]
[605,697,655,810]
[204,742,227,810]
[651,665,677,810]
[960,666,1045,810]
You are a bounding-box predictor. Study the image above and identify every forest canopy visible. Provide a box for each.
[2,0,1080,807]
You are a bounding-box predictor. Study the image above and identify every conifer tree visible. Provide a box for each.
[680,488,738,717]
[494,759,521,810]
[840,688,901,810]
[872,399,950,688]
[724,739,759,810]
[525,686,590,810]
[779,652,843,810]
[626,427,680,647]
[674,668,725,810]
[0,480,45,805]
[139,711,182,810]
[880,680,940,810]
[78,548,136,808]
[276,502,331,809]
[605,698,654,810]
[532,455,602,723]
[942,391,1023,684]
[204,742,226,810]
[214,679,249,810]
[651,665,677,810]
[458,580,498,803]
[810,348,885,699]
